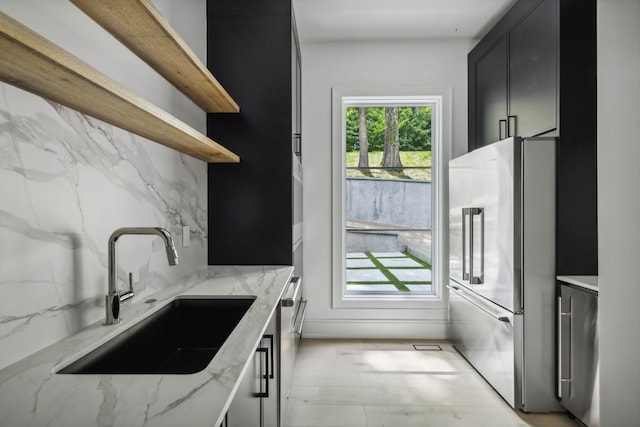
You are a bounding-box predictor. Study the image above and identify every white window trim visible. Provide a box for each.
[331,87,452,309]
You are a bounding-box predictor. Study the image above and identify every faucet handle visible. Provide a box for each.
[119,273,134,303]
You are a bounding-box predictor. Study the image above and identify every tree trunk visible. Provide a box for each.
[382,107,402,168]
[358,107,369,168]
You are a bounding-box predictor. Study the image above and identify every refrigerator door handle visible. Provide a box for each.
[447,285,510,322]
[463,207,484,284]
[462,208,469,281]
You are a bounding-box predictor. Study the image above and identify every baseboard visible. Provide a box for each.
[301,318,449,339]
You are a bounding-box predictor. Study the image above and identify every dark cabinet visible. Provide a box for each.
[206,0,301,266]
[558,282,598,426]
[468,0,597,275]
[470,0,557,149]
[475,36,508,145]
[508,0,557,138]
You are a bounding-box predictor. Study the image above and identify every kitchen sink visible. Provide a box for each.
[57,296,256,375]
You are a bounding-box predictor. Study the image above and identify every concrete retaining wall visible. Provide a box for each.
[346,178,431,229]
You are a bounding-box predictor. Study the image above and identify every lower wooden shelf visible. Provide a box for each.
[0,11,239,163]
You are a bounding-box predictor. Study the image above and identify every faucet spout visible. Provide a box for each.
[105,227,179,325]
[157,228,179,266]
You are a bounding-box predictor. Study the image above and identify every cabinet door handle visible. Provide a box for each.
[499,119,507,140]
[263,334,274,379]
[293,133,302,157]
[507,115,517,137]
[254,347,269,398]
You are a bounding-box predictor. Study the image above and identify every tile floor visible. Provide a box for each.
[284,339,579,427]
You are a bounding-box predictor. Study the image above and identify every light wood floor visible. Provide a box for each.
[283,339,579,427]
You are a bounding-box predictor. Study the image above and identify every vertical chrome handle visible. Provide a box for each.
[462,208,469,281]
[558,295,573,398]
[463,207,484,284]
[468,208,474,283]
[557,296,562,398]
[473,208,484,284]
[499,119,507,140]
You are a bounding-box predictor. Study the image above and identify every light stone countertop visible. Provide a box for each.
[557,275,599,293]
[0,265,294,427]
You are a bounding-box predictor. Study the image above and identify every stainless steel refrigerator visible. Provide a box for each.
[448,136,562,412]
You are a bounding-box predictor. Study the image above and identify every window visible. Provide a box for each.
[345,105,433,297]
[331,88,451,309]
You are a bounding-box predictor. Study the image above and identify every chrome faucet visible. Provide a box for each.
[105,227,179,325]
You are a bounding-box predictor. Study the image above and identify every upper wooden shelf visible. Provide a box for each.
[70,0,239,113]
[0,12,239,163]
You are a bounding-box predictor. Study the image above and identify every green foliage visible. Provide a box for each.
[346,106,431,152]
[345,108,360,151]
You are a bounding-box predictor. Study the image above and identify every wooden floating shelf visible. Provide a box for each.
[70,0,239,113]
[0,12,239,163]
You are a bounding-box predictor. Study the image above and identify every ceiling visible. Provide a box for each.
[292,0,519,42]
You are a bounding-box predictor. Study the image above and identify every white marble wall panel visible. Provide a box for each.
[0,83,208,370]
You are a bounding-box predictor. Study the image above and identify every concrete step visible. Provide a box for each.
[398,230,432,265]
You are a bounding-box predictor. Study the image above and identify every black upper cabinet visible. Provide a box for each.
[508,0,558,138]
[468,0,597,275]
[475,37,508,146]
[206,0,300,265]
[470,0,558,149]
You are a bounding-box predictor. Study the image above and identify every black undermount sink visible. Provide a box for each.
[57,296,256,375]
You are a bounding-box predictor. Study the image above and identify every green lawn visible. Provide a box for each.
[345,151,432,180]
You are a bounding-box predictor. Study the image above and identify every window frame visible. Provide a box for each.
[331,87,452,309]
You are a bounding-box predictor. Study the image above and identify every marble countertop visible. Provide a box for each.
[557,275,599,293]
[0,265,294,427]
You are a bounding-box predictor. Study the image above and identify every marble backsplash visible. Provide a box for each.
[0,83,209,370]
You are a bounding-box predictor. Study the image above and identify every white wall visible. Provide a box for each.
[301,39,471,338]
[0,0,209,369]
[597,1,640,425]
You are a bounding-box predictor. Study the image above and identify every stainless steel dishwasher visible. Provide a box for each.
[280,276,306,420]
[558,279,599,426]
